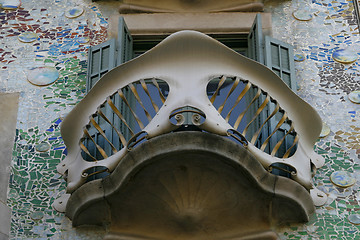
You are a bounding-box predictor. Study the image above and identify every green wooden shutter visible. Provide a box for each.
[264,36,296,92]
[85,17,134,164]
[247,13,264,64]
[86,17,133,93]
[85,38,117,163]
[264,36,296,157]
[247,13,265,148]
[86,38,116,93]
[113,17,134,148]
[117,17,133,65]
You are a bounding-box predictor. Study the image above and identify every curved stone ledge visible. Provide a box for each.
[66,132,314,239]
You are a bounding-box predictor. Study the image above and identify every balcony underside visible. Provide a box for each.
[66,132,314,239]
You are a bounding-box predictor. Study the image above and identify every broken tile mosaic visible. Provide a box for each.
[268,0,360,238]
[1,0,360,238]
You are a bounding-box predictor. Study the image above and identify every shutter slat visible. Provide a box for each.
[264,36,296,157]
[247,13,264,64]
[86,38,116,93]
[86,39,116,159]
[247,13,267,150]
[264,36,296,92]
[117,17,133,65]
[114,17,134,150]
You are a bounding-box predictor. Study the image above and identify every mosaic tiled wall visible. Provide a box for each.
[1,0,106,238]
[267,0,360,238]
[1,0,360,239]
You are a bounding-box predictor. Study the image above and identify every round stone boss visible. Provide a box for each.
[18,32,38,43]
[27,67,59,86]
[292,9,313,21]
[330,171,356,188]
[348,90,360,104]
[348,214,360,225]
[294,53,306,62]
[1,0,21,10]
[319,122,330,138]
[332,49,358,64]
[65,6,84,19]
[36,142,51,152]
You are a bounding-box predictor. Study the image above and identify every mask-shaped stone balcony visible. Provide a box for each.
[55,31,326,239]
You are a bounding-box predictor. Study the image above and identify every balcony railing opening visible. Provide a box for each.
[80,78,168,162]
[208,75,298,158]
[79,74,298,169]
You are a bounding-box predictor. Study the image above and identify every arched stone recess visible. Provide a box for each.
[66,132,315,240]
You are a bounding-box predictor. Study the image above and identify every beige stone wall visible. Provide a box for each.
[0,93,19,239]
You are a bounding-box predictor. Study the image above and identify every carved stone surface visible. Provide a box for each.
[0,92,19,240]
[117,0,264,13]
[114,12,272,36]
[66,132,314,239]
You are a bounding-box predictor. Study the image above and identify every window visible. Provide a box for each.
[84,14,297,176]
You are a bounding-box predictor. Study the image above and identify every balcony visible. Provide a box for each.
[54,30,326,239]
